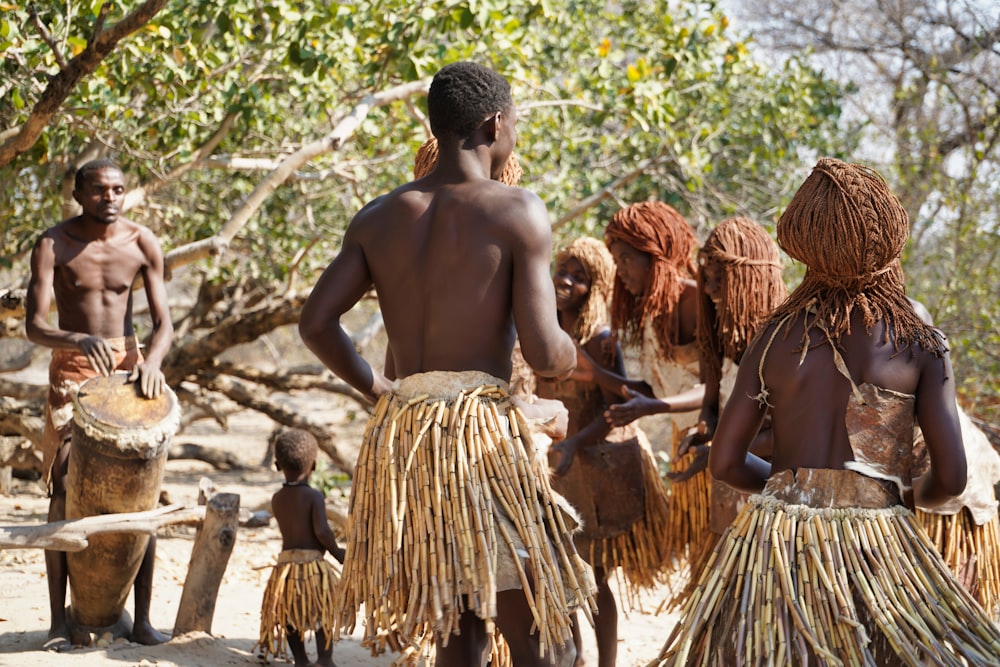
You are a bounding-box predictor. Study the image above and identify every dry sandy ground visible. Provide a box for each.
[0,407,681,667]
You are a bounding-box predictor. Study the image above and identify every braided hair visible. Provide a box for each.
[697,217,786,385]
[555,237,616,345]
[412,137,523,185]
[605,201,698,359]
[771,158,943,355]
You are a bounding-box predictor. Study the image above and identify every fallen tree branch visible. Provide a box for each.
[211,361,370,409]
[198,373,354,475]
[0,503,253,552]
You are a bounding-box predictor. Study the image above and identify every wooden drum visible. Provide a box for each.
[64,371,180,631]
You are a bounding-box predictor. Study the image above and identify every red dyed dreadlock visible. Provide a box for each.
[605,201,698,359]
[412,136,524,185]
[697,217,786,387]
[771,158,943,355]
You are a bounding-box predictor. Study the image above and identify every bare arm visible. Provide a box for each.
[551,333,622,476]
[510,194,575,378]
[708,333,771,494]
[299,221,390,403]
[131,229,173,398]
[310,493,345,562]
[912,346,965,507]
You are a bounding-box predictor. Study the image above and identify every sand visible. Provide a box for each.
[0,406,681,667]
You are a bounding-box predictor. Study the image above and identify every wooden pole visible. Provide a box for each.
[173,492,240,636]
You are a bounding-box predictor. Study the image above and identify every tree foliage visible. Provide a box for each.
[0,0,851,472]
[731,0,1000,424]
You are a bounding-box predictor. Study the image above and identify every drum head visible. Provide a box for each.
[76,371,176,430]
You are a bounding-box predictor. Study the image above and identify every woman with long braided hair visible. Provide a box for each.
[576,201,704,435]
[663,217,787,611]
[536,237,673,667]
[652,158,1000,665]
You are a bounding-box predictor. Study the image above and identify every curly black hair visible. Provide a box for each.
[427,61,513,140]
[74,159,123,190]
[273,427,319,478]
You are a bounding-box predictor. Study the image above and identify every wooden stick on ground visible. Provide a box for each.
[0,504,209,551]
[174,492,241,636]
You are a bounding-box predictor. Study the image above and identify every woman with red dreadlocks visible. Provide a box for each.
[651,158,1000,666]
[662,217,787,611]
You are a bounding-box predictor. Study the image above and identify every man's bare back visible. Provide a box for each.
[350,177,566,379]
[300,124,573,401]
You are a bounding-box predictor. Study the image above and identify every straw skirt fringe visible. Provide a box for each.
[917,508,1000,622]
[333,372,595,665]
[651,474,1000,666]
[590,440,676,607]
[258,549,339,659]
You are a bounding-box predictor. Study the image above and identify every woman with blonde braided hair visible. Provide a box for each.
[651,158,1000,666]
[536,237,673,667]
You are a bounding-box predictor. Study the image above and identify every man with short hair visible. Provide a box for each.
[26,159,173,651]
[300,62,592,666]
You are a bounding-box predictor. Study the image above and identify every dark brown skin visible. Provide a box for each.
[272,462,345,667]
[298,106,576,666]
[570,268,703,427]
[299,107,574,403]
[536,255,623,667]
[709,309,966,508]
[24,165,173,651]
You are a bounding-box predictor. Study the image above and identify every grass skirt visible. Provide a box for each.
[586,438,676,609]
[917,508,1000,622]
[333,371,595,665]
[651,468,1000,666]
[257,549,339,659]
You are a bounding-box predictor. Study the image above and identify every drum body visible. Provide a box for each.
[65,372,179,629]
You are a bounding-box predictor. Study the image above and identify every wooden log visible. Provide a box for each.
[173,492,240,636]
[0,503,256,551]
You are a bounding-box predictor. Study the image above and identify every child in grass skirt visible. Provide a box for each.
[258,428,345,667]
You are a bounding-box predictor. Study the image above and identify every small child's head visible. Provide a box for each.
[273,428,319,481]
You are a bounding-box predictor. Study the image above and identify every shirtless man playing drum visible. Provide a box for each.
[26,158,173,651]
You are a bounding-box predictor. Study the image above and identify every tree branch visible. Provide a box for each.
[0,0,171,167]
[198,373,354,475]
[28,3,69,70]
[216,78,430,243]
[552,154,668,230]
[123,112,239,212]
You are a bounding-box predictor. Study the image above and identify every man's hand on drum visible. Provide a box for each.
[78,335,117,376]
[129,363,167,398]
